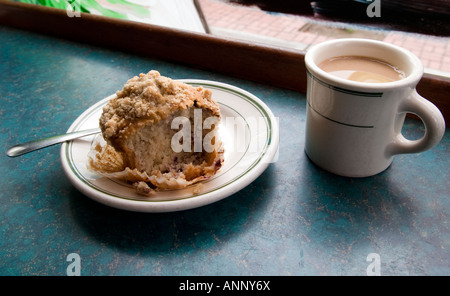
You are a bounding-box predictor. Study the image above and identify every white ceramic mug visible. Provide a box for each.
[304,38,446,177]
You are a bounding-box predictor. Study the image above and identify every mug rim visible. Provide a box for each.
[304,38,423,92]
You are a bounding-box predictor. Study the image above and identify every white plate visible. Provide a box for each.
[60,80,279,212]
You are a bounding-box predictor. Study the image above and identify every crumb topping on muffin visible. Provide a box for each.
[100,70,220,149]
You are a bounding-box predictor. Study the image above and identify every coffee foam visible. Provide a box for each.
[319,56,405,83]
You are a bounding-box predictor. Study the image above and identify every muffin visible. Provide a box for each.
[88,70,223,195]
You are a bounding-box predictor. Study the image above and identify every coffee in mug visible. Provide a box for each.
[304,38,445,177]
[318,56,405,83]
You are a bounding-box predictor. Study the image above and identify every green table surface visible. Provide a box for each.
[1,26,449,276]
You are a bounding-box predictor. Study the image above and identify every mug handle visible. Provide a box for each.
[388,90,446,156]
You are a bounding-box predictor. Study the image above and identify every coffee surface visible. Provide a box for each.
[318,56,405,83]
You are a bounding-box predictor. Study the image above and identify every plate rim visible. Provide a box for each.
[60,79,279,212]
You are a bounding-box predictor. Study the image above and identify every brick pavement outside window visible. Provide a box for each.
[198,0,450,75]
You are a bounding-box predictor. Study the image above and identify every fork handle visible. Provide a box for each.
[6,128,101,157]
